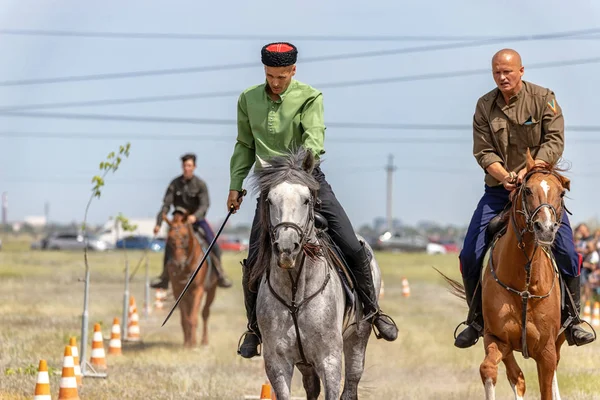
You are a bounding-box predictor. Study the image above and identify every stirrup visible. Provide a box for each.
[453,320,482,344]
[371,311,398,340]
[562,320,597,346]
[236,330,262,356]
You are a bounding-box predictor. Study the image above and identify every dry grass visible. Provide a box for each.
[0,236,599,399]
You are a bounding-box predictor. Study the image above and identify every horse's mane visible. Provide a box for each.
[248,147,321,288]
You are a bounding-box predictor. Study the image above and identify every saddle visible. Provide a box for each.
[314,211,358,314]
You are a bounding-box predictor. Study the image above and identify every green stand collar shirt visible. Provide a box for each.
[229,79,326,191]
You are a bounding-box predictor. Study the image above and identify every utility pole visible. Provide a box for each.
[385,154,396,233]
[44,201,50,225]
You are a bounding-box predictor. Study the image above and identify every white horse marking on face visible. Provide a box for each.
[540,179,550,199]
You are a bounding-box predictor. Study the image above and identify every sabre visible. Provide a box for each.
[161,189,246,327]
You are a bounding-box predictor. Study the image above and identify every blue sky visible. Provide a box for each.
[1,0,600,230]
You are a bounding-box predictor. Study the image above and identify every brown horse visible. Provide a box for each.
[163,211,219,347]
[442,151,572,399]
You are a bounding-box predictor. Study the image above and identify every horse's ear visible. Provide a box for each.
[560,175,571,191]
[302,149,315,174]
[525,148,535,172]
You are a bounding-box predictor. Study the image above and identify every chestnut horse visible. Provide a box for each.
[163,211,219,347]
[443,151,572,400]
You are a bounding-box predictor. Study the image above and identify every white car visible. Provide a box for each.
[426,242,447,255]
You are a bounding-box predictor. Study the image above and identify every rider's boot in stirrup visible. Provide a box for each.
[454,277,484,348]
[352,243,398,341]
[237,259,262,358]
[562,273,595,346]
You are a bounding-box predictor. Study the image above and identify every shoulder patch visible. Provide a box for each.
[547,99,558,114]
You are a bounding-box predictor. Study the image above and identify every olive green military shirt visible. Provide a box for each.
[472,80,564,187]
[229,79,326,191]
[156,175,209,226]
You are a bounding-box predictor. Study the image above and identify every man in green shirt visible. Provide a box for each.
[227,42,399,359]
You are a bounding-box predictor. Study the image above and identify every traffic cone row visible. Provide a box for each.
[33,318,128,398]
[402,277,411,297]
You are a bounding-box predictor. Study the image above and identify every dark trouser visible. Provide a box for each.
[243,166,377,327]
[459,185,581,279]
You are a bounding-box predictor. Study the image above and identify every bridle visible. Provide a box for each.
[264,189,331,367]
[267,192,316,252]
[513,169,566,241]
[488,168,565,359]
[166,218,197,274]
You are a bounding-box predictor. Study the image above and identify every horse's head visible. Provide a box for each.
[163,210,195,269]
[254,147,320,270]
[516,149,570,246]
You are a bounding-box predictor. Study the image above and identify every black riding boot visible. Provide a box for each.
[237,259,262,358]
[454,277,484,348]
[352,242,398,341]
[562,274,595,346]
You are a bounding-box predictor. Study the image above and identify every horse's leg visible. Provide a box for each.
[340,323,370,400]
[315,351,343,400]
[265,356,294,400]
[502,351,526,399]
[179,298,191,347]
[200,285,217,346]
[189,287,204,347]
[551,337,565,400]
[533,343,559,400]
[296,363,321,400]
[480,335,508,400]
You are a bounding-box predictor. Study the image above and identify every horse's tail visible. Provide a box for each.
[432,267,466,301]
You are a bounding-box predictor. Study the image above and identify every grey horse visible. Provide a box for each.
[248,147,381,400]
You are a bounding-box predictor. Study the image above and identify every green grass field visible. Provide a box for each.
[1,236,598,399]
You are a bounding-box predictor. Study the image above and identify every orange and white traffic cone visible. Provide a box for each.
[127,296,141,341]
[58,346,80,400]
[108,317,122,355]
[90,323,107,371]
[34,359,51,400]
[68,337,83,386]
[154,289,167,310]
[401,277,411,297]
[592,302,600,328]
[260,382,275,399]
[582,300,592,324]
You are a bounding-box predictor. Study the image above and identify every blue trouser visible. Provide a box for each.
[459,185,581,279]
[194,219,222,259]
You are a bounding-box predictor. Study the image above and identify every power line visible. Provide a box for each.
[0,131,472,143]
[2,56,599,112]
[1,28,598,87]
[2,28,600,42]
[3,112,600,132]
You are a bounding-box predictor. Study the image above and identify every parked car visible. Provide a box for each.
[373,231,429,252]
[33,232,112,251]
[115,235,165,252]
[217,235,249,252]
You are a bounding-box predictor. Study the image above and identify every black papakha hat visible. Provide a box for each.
[261,42,298,67]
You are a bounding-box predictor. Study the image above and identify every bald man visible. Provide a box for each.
[454,48,595,348]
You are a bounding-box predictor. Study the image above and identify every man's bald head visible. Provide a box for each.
[492,48,522,67]
[491,48,524,100]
